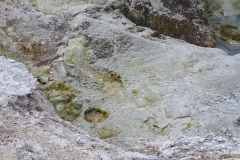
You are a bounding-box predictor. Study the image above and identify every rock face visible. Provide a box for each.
[0,56,158,159]
[1,0,240,159]
[0,0,67,65]
[117,0,217,47]
[29,0,217,47]
[1,56,240,160]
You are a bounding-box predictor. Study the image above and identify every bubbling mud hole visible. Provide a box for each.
[209,15,240,55]
[84,108,109,123]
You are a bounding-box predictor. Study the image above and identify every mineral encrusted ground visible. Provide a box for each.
[1,0,240,159]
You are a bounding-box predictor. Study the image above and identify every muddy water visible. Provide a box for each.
[209,15,240,55]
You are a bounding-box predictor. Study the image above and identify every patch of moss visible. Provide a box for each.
[97,128,116,139]
[41,80,82,121]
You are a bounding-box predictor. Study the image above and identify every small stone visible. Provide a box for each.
[153,9,158,13]
[23,155,32,160]
[216,137,225,143]
[234,117,240,124]
[221,127,227,134]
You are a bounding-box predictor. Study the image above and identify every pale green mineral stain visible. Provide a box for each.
[131,89,139,95]
[33,67,50,84]
[144,88,160,103]
[101,71,123,86]
[64,37,94,65]
[0,33,23,62]
[0,31,9,55]
[182,122,200,131]
[41,80,82,121]
[133,87,160,108]
[95,71,125,98]
[97,128,116,139]
[0,43,7,55]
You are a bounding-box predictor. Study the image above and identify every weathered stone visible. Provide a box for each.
[219,24,240,42]
[30,0,110,15]
[0,0,67,65]
[40,80,82,121]
[118,0,217,47]
[161,0,206,20]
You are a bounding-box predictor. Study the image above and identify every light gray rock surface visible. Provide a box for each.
[1,0,240,159]
[1,55,240,159]
[0,56,159,160]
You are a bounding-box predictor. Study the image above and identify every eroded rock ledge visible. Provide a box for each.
[111,0,217,47]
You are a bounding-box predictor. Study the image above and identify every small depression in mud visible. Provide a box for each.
[84,108,109,123]
[210,15,240,55]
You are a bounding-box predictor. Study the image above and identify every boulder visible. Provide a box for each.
[219,24,240,42]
